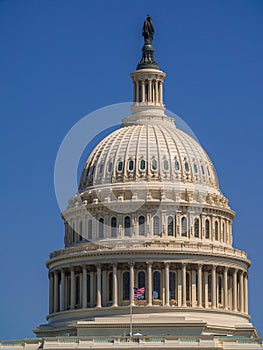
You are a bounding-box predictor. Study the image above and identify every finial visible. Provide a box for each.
[137,15,160,70]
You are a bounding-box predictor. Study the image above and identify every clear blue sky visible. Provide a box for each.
[0,0,263,339]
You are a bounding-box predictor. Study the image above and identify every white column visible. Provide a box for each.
[155,81,158,104]
[239,271,244,313]
[197,265,203,307]
[49,272,54,314]
[102,270,107,307]
[191,269,197,307]
[149,80,152,102]
[130,263,134,306]
[82,266,87,309]
[142,81,145,102]
[54,271,59,313]
[182,264,187,307]
[70,268,75,310]
[165,263,170,306]
[61,269,65,311]
[233,269,237,312]
[96,265,102,308]
[113,264,118,307]
[204,271,208,308]
[224,267,228,310]
[147,262,152,306]
[212,266,217,308]
[90,271,94,307]
[159,81,163,105]
[244,273,248,314]
[136,81,139,103]
[177,267,182,307]
[133,82,136,102]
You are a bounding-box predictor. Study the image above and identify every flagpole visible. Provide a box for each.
[129,301,132,338]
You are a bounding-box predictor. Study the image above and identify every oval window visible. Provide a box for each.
[164,159,169,170]
[118,161,123,171]
[207,166,210,176]
[152,159,158,170]
[99,163,104,174]
[184,162,189,172]
[128,160,134,171]
[140,159,146,170]
[108,162,113,173]
[174,160,180,171]
[201,165,205,175]
[194,163,198,173]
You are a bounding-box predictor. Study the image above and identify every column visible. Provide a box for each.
[182,264,187,307]
[204,271,208,308]
[112,264,118,307]
[142,81,145,102]
[102,270,107,306]
[129,263,134,306]
[96,265,102,308]
[49,272,54,314]
[70,268,75,310]
[149,80,152,102]
[212,266,217,308]
[147,262,152,306]
[136,81,139,103]
[191,269,197,307]
[244,273,248,314]
[90,271,94,307]
[82,266,87,309]
[61,269,65,311]
[239,271,244,313]
[232,269,237,312]
[133,82,136,102]
[177,266,182,307]
[197,265,203,307]
[165,263,170,306]
[224,267,228,310]
[155,81,158,104]
[159,81,163,105]
[54,270,59,313]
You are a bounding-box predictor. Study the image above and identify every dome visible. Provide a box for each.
[79,117,219,193]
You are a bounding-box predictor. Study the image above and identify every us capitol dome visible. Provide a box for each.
[26,16,261,349]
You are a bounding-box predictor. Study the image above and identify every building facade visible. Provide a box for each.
[1,17,262,350]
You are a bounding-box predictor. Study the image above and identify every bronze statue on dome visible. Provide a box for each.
[142,15,154,45]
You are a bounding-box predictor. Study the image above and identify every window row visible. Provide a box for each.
[65,215,231,245]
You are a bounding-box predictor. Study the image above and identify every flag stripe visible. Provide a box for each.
[134,287,145,300]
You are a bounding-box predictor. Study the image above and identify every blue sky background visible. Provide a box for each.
[0,0,263,339]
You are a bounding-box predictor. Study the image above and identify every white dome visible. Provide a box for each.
[79,117,219,192]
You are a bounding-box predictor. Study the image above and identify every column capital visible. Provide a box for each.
[146,261,153,267]
[211,265,217,271]
[198,264,203,270]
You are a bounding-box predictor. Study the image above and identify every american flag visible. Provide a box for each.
[134,287,145,300]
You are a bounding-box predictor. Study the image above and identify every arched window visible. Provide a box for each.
[123,272,130,300]
[124,216,131,236]
[215,221,219,241]
[184,162,190,172]
[140,159,146,170]
[128,160,134,171]
[117,161,123,172]
[108,272,113,302]
[174,160,180,171]
[99,218,104,238]
[153,271,161,299]
[163,159,169,170]
[194,218,199,238]
[88,219,92,240]
[169,272,176,300]
[201,165,205,175]
[87,274,90,304]
[152,159,158,171]
[194,163,198,173]
[99,163,104,174]
[168,215,174,236]
[111,217,117,237]
[139,215,145,236]
[79,221,83,241]
[138,271,145,290]
[107,161,113,173]
[153,216,160,236]
[205,219,210,239]
[181,217,187,237]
